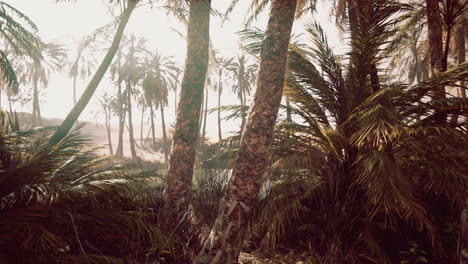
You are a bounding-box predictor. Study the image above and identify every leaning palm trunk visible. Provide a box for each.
[196,1,297,263]
[164,0,211,227]
[48,0,137,145]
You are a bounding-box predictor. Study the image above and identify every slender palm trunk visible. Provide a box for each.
[150,102,156,147]
[127,82,137,161]
[48,0,136,145]
[201,88,208,143]
[164,0,211,230]
[239,90,246,135]
[217,81,222,141]
[197,1,296,263]
[160,102,168,163]
[116,80,125,158]
[199,88,205,135]
[73,73,77,105]
[105,105,113,156]
[426,0,446,97]
[32,75,41,127]
[140,105,145,145]
[174,86,178,114]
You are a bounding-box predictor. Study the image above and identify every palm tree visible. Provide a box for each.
[49,0,137,145]
[18,42,67,127]
[68,35,99,105]
[142,51,178,163]
[227,54,257,134]
[197,0,298,262]
[213,55,234,141]
[99,92,114,156]
[0,2,42,94]
[164,0,211,229]
[0,111,172,263]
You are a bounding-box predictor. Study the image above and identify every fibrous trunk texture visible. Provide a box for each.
[164,0,211,228]
[196,1,297,263]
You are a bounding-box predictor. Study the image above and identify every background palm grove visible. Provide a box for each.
[0,0,467,263]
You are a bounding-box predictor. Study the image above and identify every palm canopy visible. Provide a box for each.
[18,42,67,88]
[0,2,43,93]
[142,51,179,108]
[227,54,257,102]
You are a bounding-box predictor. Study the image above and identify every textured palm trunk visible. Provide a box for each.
[116,80,125,158]
[127,82,138,161]
[164,0,211,229]
[160,102,168,163]
[217,81,222,141]
[196,1,296,263]
[48,0,136,145]
[425,0,446,97]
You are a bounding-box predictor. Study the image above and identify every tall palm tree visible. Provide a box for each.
[227,54,257,134]
[49,0,137,145]
[18,42,67,127]
[213,55,234,141]
[0,2,42,94]
[164,0,211,229]
[142,51,178,163]
[99,92,114,155]
[197,0,298,262]
[120,35,148,161]
[68,35,99,105]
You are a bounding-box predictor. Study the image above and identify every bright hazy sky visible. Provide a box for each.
[6,0,343,140]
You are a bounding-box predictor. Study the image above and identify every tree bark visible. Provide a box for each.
[426,0,446,98]
[239,90,246,135]
[217,80,222,141]
[196,1,297,263]
[48,0,136,145]
[127,82,138,161]
[160,102,168,163]
[32,71,41,127]
[116,80,125,158]
[164,0,211,230]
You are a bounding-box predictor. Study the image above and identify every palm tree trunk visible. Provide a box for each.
[160,102,168,163]
[150,102,156,147]
[116,80,125,158]
[48,0,136,145]
[199,87,205,135]
[174,86,178,114]
[127,82,137,161]
[140,104,145,146]
[73,73,77,105]
[196,1,296,263]
[426,0,446,96]
[201,87,208,143]
[217,82,222,141]
[105,105,113,156]
[164,0,211,230]
[239,90,246,135]
[32,76,41,127]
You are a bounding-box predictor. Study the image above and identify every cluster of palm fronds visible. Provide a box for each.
[200,1,467,263]
[0,111,176,263]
